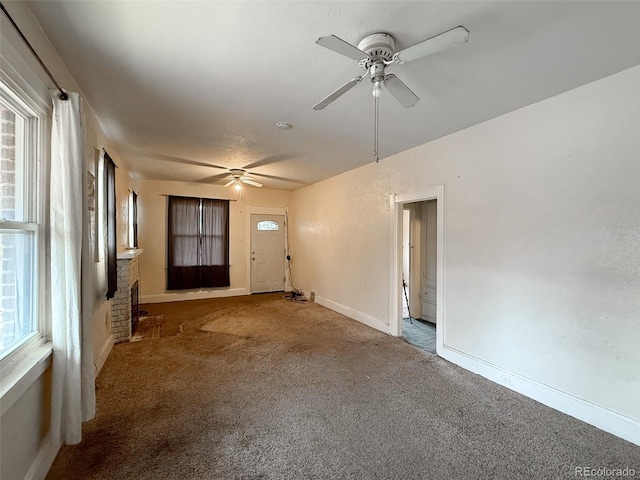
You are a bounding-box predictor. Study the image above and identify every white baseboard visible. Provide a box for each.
[421,315,436,325]
[311,293,391,335]
[140,287,247,304]
[440,344,640,447]
[94,334,113,375]
[304,292,639,446]
[26,434,61,480]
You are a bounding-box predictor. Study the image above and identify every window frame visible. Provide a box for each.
[0,66,50,368]
[129,189,138,249]
[105,152,117,299]
[257,220,279,231]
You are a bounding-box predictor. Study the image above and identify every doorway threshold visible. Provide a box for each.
[402,318,436,354]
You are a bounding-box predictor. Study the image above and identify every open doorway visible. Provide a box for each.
[389,186,444,355]
[401,201,437,353]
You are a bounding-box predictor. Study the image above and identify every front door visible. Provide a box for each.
[250,214,285,293]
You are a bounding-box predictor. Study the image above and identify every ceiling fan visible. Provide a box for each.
[200,162,306,190]
[223,169,263,190]
[313,26,469,160]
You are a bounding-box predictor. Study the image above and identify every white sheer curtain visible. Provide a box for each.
[50,91,96,445]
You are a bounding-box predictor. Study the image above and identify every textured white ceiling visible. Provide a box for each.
[27,1,640,190]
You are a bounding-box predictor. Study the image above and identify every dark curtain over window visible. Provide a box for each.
[200,198,230,287]
[167,196,229,290]
[105,153,117,299]
[167,196,200,289]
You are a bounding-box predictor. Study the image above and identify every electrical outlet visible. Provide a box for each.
[501,375,512,386]
[309,291,316,302]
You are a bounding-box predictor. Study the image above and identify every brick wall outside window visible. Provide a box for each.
[0,106,17,350]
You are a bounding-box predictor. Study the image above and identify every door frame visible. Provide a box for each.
[389,186,445,354]
[246,206,289,294]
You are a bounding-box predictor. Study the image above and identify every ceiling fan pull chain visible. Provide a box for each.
[373,93,379,162]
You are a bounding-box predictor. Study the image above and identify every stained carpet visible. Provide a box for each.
[46,293,639,479]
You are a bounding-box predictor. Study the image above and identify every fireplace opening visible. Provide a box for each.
[131,280,140,333]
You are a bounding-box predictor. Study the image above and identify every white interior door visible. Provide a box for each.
[421,201,437,323]
[250,214,285,293]
[402,209,410,286]
[409,204,422,319]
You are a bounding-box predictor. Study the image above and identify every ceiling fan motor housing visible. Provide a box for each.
[357,33,395,69]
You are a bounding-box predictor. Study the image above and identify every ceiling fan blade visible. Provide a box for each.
[392,26,469,64]
[384,74,419,108]
[316,35,369,61]
[119,148,228,170]
[241,178,263,188]
[199,172,232,183]
[223,179,236,187]
[249,172,307,185]
[313,76,363,111]
[243,154,294,170]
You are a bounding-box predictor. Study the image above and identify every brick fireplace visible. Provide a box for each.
[112,249,143,343]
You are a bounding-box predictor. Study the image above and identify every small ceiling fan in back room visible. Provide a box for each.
[313,25,470,161]
[193,155,307,191]
[223,169,263,191]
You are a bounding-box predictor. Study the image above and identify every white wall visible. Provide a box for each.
[0,3,134,477]
[0,368,51,480]
[137,179,290,303]
[290,66,640,442]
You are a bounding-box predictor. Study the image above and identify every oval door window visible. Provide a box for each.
[257,220,279,231]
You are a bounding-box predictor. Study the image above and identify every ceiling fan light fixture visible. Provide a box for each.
[369,62,385,98]
[234,180,242,191]
[372,80,382,98]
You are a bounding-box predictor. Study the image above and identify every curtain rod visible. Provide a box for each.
[160,194,237,202]
[0,2,68,100]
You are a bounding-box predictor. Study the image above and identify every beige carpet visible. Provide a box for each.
[46,293,639,479]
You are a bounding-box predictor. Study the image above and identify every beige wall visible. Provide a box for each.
[116,158,134,252]
[137,179,290,303]
[84,101,137,371]
[290,66,640,437]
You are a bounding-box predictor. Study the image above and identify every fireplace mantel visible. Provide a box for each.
[117,248,143,260]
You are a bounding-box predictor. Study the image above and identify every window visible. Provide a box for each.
[129,190,138,248]
[0,82,43,359]
[167,196,229,290]
[257,220,279,231]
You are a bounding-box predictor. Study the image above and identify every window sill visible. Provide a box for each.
[0,340,53,416]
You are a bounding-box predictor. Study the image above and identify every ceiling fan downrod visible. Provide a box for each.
[369,62,385,163]
[373,91,379,162]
